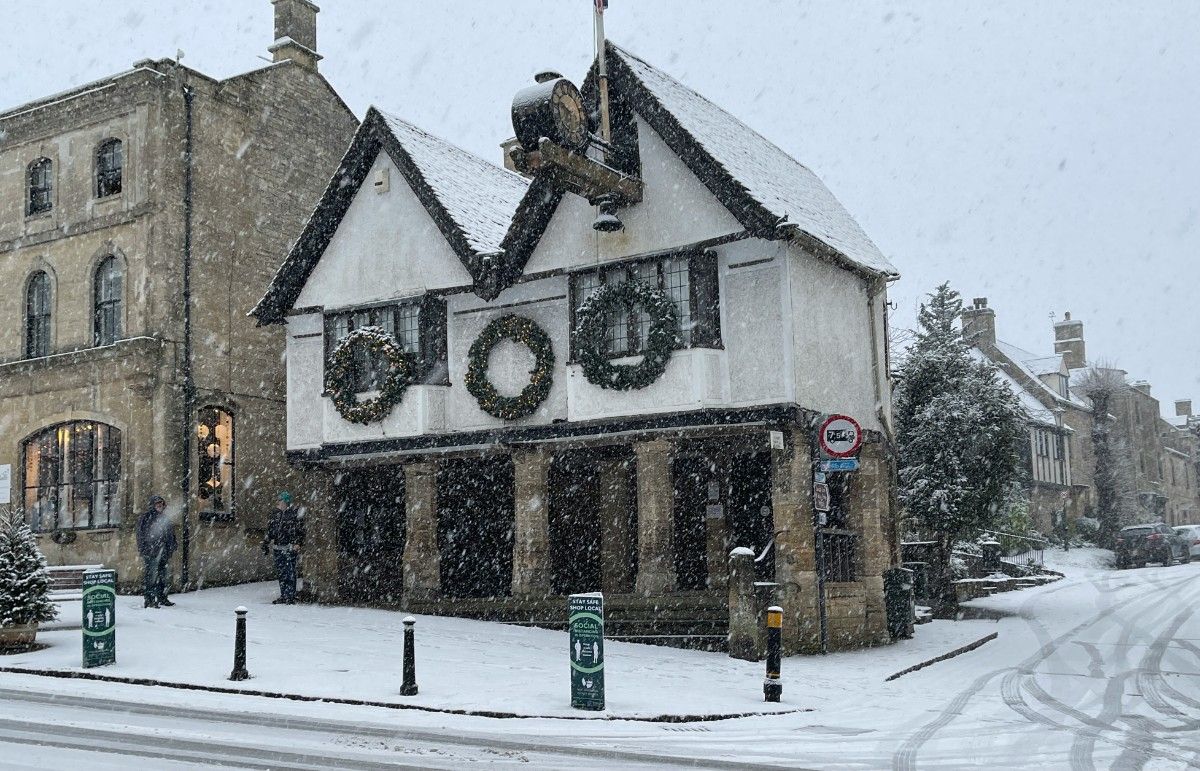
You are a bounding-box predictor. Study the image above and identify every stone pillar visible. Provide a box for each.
[599,457,635,595]
[511,448,553,596]
[635,440,675,595]
[772,432,821,654]
[304,473,340,603]
[402,461,440,602]
[727,547,761,660]
[854,440,893,645]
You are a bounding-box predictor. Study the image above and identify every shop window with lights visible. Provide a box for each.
[197,407,234,520]
[22,422,122,531]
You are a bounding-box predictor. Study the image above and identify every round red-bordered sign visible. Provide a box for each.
[817,414,863,458]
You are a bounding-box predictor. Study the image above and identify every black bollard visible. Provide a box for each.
[229,606,250,681]
[764,605,782,702]
[400,616,418,696]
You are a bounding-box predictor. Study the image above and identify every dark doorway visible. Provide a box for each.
[727,451,774,581]
[436,456,514,598]
[549,450,604,595]
[335,468,406,604]
[673,455,712,590]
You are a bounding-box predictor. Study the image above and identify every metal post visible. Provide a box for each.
[400,616,418,696]
[764,605,782,702]
[229,606,249,681]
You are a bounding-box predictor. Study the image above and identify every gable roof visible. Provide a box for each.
[252,107,529,324]
[968,348,1059,428]
[607,44,897,278]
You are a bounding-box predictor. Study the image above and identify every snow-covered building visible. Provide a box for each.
[0,0,357,589]
[254,43,901,653]
[963,298,1093,532]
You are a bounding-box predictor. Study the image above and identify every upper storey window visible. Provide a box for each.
[25,270,52,359]
[94,256,123,346]
[96,139,123,198]
[27,158,53,216]
[324,297,448,393]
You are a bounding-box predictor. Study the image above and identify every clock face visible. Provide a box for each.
[550,80,588,150]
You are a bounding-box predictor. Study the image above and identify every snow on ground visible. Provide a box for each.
[1042,545,1115,574]
[13,581,996,720]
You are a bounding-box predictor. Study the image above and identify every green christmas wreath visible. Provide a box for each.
[326,327,413,425]
[575,281,679,390]
[466,315,554,420]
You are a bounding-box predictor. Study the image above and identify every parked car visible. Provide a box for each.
[1115,523,1191,568]
[1174,524,1200,560]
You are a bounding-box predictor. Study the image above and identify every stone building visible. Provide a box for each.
[963,299,1093,532]
[0,0,357,590]
[254,42,902,653]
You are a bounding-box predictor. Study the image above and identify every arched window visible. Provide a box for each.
[27,158,53,215]
[25,271,52,358]
[96,139,123,197]
[197,407,235,520]
[94,256,123,346]
[23,422,122,531]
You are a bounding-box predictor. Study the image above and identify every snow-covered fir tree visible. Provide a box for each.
[894,283,1027,617]
[0,509,57,629]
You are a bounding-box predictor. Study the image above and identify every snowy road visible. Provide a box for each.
[3,553,1198,769]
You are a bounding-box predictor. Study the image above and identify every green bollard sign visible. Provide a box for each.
[568,592,604,710]
[82,569,116,668]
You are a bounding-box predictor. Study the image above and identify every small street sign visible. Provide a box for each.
[819,458,860,472]
[769,430,784,450]
[817,414,863,459]
[813,482,831,512]
[569,592,605,710]
[82,569,117,668]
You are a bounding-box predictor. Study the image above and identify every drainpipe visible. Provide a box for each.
[180,83,195,587]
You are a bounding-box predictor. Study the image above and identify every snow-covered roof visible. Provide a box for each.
[994,340,1089,410]
[969,348,1059,427]
[610,44,897,278]
[377,110,528,255]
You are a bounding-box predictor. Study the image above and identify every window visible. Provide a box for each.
[23,422,122,531]
[27,158,53,216]
[569,250,720,359]
[324,296,447,393]
[25,271,51,358]
[96,139,123,198]
[94,256,123,346]
[197,408,234,519]
[818,472,856,582]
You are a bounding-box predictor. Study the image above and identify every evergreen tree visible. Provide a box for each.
[1074,364,1138,545]
[895,284,1027,617]
[0,509,58,629]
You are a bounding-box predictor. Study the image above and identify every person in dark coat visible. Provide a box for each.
[263,492,305,604]
[136,495,177,608]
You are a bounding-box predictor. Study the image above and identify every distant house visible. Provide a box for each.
[255,43,901,653]
[0,0,357,589]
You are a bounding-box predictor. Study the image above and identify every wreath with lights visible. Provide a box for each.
[575,281,679,390]
[326,327,413,425]
[465,315,555,420]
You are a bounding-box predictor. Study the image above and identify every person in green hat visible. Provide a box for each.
[262,491,305,604]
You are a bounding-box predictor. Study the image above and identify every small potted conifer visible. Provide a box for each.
[0,508,57,650]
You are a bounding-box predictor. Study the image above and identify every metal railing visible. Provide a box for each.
[984,530,1048,567]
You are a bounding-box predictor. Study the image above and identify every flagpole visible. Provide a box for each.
[594,1,611,145]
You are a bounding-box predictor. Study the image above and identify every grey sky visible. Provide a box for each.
[2,1,1195,417]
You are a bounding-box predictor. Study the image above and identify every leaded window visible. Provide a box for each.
[324,296,447,393]
[96,138,123,198]
[197,407,234,519]
[569,250,720,360]
[94,256,123,346]
[23,422,122,531]
[27,158,53,216]
[25,271,51,358]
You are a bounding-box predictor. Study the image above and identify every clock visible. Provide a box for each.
[512,76,591,153]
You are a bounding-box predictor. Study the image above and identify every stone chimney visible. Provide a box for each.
[1132,380,1151,395]
[1053,311,1086,370]
[961,297,996,347]
[268,0,321,71]
[1176,399,1193,418]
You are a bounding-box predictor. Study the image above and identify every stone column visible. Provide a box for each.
[511,448,553,597]
[854,439,893,645]
[304,472,340,603]
[635,440,676,595]
[727,547,761,660]
[402,461,440,602]
[772,432,822,654]
[599,457,635,595]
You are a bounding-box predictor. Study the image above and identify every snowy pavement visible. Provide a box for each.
[4,549,1199,769]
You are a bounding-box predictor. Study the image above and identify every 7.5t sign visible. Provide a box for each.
[817,414,863,459]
